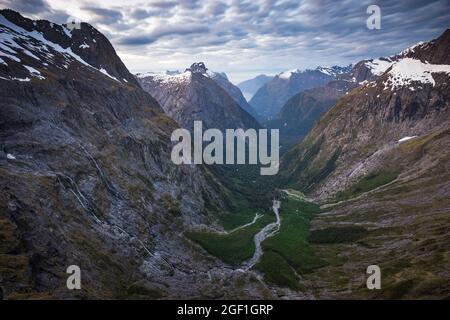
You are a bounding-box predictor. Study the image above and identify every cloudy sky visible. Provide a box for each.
[1,0,449,83]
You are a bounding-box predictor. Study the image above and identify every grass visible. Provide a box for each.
[336,171,398,201]
[188,195,326,290]
[254,251,302,290]
[219,211,259,231]
[186,213,274,265]
[254,197,326,289]
[307,226,368,244]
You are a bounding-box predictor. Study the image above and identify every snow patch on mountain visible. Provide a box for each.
[365,58,394,76]
[399,41,427,56]
[384,58,450,90]
[0,13,124,83]
[398,136,418,143]
[99,68,119,82]
[23,65,45,79]
[137,70,192,85]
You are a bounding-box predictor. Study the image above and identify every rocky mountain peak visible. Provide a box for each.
[0,9,139,86]
[186,62,208,74]
[400,28,450,64]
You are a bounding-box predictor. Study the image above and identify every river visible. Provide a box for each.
[243,199,281,270]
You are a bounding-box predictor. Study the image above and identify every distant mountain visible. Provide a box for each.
[249,65,351,120]
[237,74,273,101]
[267,80,357,149]
[280,28,450,201]
[267,62,382,148]
[136,62,261,130]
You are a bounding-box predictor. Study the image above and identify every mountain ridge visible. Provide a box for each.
[249,65,351,120]
[136,62,261,131]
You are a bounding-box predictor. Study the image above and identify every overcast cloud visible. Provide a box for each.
[1,0,449,83]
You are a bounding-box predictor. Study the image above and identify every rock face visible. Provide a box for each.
[237,74,273,101]
[192,63,260,120]
[268,80,356,149]
[0,10,231,299]
[280,29,450,198]
[250,65,351,120]
[267,63,381,149]
[137,62,261,131]
[278,30,450,298]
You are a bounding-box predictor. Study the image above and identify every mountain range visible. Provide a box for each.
[136,62,260,130]
[277,29,450,298]
[249,65,352,120]
[1,8,449,300]
[266,58,391,148]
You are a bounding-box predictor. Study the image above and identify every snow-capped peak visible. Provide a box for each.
[0,10,131,84]
[136,70,192,85]
[364,58,394,76]
[316,65,352,76]
[398,41,427,56]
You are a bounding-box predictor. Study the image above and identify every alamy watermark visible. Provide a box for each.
[171,121,279,175]
[366,265,381,289]
[66,265,81,290]
[366,5,381,30]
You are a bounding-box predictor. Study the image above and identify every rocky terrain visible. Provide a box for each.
[250,65,352,120]
[136,62,260,130]
[279,29,450,298]
[199,63,260,120]
[267,59,389,149]
[0,10,275,299]
[1,7,449,300]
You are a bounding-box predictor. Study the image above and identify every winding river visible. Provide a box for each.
[244,200,281,270]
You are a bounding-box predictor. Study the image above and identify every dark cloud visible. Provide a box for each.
[0,0,50,13]
[1,0,449,80]
[152,24,209,38]
[150,1,178,9]
[130,8,154,20]
[205,1,227,16]
[0,0,69,23]
[82,6,123,25]
[119,35,156,45]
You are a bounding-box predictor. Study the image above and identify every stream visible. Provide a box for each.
[243,199,281,270]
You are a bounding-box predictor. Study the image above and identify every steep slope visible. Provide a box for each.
[199,63,260,120]
[238,74,273,101]
[0,10,239,299]
[250,65,351,120]
[268,62,383,149]
[137,63,261,131]
[279,29,450,298]
[281,31,450,197]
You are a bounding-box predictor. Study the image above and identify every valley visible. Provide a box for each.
[0,7,449,300]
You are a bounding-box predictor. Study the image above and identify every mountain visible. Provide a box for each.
[281,32,450,196]
[0,9,239,299]
[136,62,261,131]
[198,63,260,119]
[250,65,351,120]
[267,79,358,149]
[278,29,450,298]
[237,74,273,101]
[267,62,384,149]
